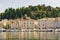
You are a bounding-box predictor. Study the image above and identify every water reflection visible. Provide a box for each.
[0,32,60,40]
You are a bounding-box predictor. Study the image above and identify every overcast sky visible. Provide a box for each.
[0,0,60,13]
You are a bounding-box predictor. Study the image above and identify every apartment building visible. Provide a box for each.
[38,18,55,29]
[7,18,35,29]
[38,20,54,29]
[24,20,35,29]
[38,18,60,29]
[46,20,53,28]
[38,20,47,29]
[7,20,19,29]
[53,18,60,28]
[1,17,60,29]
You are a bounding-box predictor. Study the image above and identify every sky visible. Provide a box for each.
[0,0,60,13]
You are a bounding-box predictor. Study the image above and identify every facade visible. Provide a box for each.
[53,18,60,28]
[38,20,47,29]
[8,19,35,29]
[38,18,60,29]
[20,19,35,29]
[1,18,60,29]
[0,21,3,28]
[58,21,60,28]
[7,20,19,29]
[46,20,53,28]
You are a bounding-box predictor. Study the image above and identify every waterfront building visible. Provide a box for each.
[46,20,53,28]
[19,14,35,29]
[1,17,60,29]
[38,18,54,29]
[53,18,60,28]
[8,20,19,29]
[8,17,35,29]
[38,20,47,29]
[20,19,35,29]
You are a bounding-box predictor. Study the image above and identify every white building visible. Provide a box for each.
[53,21,60,28]
[46,20,53,28]
[53,18,60,28]
[38,19,54,29]
[38,18,60,29]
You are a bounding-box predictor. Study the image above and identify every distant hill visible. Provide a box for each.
[0,4,60,20]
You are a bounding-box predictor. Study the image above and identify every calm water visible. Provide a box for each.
[0,32,60,40]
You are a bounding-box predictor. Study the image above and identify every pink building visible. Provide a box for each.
[38,20,47,29]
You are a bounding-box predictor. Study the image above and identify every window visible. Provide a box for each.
[12,21,13,23]
[39,24,40,26]
[24,22,25,24]
[43,24,44,26]
[39,28,40,29]
[30,22,31,24]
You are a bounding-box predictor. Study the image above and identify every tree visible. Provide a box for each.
[0,4,60,20]
[3,24,9,29]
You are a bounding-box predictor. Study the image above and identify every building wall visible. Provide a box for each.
[2,18,60,29]
[53,21,60,28]
[22,20,35,29]
[38,20,47,29]
[38,20,60,29]
[46,20,53,28]
[8,19,35,29]
[58,21,60,28]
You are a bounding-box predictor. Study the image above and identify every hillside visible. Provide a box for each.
[0,4,60,20]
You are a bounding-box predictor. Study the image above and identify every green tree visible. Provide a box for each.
[3,24,9,29]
